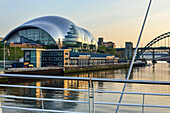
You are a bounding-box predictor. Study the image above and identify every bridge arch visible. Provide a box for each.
[138,32,170,57]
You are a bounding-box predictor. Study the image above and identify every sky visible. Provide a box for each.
[0,0,170,47]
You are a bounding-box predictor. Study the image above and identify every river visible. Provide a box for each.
[0,61,170,113]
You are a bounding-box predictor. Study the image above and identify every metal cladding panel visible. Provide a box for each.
[78,27,91,44]
[81,28,98,46]
[3,16,97,48]
[20,16,81,42]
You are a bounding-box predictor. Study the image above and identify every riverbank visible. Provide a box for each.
[64,63,146,74]
[3,63,146,75]
[64,63,130,74]
[5,67,64,75]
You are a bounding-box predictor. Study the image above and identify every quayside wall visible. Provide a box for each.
[4,63,145,75]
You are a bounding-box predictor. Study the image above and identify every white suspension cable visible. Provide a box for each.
[115,0,153,112]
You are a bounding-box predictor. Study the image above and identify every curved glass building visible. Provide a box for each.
[3,16,98,52]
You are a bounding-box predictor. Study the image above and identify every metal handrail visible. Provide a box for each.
[0,95,88,103]
[0,84,170,96]
[1,74,170,113]
[0,106,85,113]
[94,90,170,96]
[0,84,88,92]
[94,102,170,108]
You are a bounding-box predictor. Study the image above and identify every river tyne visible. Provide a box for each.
[0,61,170,113]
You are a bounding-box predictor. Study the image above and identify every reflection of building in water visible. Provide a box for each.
[64,80,87,100]
[63,70,117,98]
[36,81,41,107]
[0,101,2,113]
[0,90,4,113]
[2,66,170,112]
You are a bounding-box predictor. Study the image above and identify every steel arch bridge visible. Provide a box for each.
[138,32,170,58]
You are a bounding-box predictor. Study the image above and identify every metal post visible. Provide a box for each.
[15,46,16,60]
[4,41,5,71]
[88,81,91,113]
[92,82,95,113]
[41,89,44,109]
[142,94,145,113]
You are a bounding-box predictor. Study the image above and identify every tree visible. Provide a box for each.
[97,45,107,53]
[106,48,116,55]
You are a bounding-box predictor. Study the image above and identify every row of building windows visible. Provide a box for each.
[41,52,63,56]
[42,62,63,66]
[42,57,63,61]
[69,59,115,66]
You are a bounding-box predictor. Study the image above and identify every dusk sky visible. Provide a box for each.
[0,0,170,47]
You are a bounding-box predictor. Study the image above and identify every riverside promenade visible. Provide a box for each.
[4,63,145,75]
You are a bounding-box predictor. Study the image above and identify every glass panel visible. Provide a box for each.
[25,51,30,61]
[19,28,56,45]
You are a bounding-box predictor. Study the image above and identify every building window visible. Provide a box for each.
[25,51,30,61]
[53,52,58,56]
[18,28,56,45]
[58,52,62,56]
[58,62,62,66]
[65,53,68,55]
[54,58,57,61]
[65,58,68,60]
[65,63,68,65]
[58,57,62,61]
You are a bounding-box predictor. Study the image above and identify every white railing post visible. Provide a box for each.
[142,94,145,113]
[41,89,44,109]
[88,81,91,113]
[92,82,95,113]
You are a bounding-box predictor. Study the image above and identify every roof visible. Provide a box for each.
[103,41,115,44]
[70,52,113,58]
[3,16,98,46]
[21,48,71,51]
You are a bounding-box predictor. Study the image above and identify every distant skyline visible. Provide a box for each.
[0,0,170,47]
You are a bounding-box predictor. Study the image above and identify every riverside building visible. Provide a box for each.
[22,48,118,68]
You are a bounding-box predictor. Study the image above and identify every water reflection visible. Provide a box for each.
[0,62,170,113]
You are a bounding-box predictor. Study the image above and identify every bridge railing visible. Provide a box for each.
[0,74,170,113]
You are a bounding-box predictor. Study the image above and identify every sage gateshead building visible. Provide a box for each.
[3,16,98,52]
